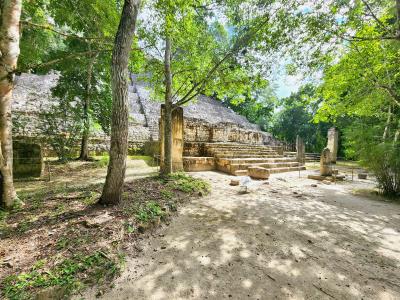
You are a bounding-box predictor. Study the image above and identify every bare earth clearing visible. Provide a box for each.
[80,167,400,300]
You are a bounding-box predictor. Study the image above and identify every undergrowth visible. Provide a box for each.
[2,251,123,300]
[163,172,211,195]
[1,169,210,299]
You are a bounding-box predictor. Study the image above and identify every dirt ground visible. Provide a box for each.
[78,167,400,300]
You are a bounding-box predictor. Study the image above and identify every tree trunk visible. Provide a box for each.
[396,0,400,38]
[383,105,392,141]
[100,0,140,205]
[394,120,400,144]
[0,0,22,208]
[79,52,97,160]
[162,35,173,175]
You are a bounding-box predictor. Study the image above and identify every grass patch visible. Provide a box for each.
[129,155,157,166]
[164,172,211,195]
[2,251,122,300]
[93,155,109,168]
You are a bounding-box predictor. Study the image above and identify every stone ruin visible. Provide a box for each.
[327,127,339,163]
[12,73,279,156]
[12,72,308,177]
[158,104,306,176]
[320,147,332,176]
[307,147,345,182]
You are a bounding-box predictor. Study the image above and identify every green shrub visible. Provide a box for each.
[136,201,164,223]
[361,142,400,196]
[166,172,210,195]
[345,122,400,196]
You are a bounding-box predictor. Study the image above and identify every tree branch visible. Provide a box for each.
[361,0,392,33]
[17,50,112,73]
[21,20,114,44]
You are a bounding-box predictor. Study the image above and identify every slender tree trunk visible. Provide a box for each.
[79,52,97,160]
[396,0,400,38]
[162,35,173,175]
[100,0,140,205]
[0,0,22,208]
[394,120,400,144]
[383,105,392,141]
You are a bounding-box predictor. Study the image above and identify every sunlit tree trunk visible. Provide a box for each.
[394,120,400,144]
[383,105,391,141]
[162,35,173,175]
[100,0,140,205]
[0,0,22,208]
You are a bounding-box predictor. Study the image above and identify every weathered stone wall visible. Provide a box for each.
[184,118,264,145]
[13,141,43,178]
[183,142,205,157]
[12,73,282,158]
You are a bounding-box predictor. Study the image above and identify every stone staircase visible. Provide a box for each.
[205,143,306,176]
[127,87,151,142]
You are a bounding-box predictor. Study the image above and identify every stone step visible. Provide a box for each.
[205,145,276,151]
[215,154,282,159]
[228,162,300,173]
[234,170,248,176]
[210,150,278,155]
[221,157,299,164]
[206,145,275,151]
[249,161,301,168]
[232,166,306,176]
[268,166,306,174]
[130,113,146,125]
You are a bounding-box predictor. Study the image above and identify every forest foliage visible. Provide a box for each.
[9,0,400,196]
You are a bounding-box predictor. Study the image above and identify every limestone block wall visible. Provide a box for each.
[184,118,264,145]
[12,73,282,159]
[13,140,43,178]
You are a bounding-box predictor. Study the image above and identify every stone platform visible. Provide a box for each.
[183,142,305,176]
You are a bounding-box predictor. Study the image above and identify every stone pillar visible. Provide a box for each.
[296,135,305,165]
[320,147,332,176]
[327,127,339,163]
[159,105,184,172]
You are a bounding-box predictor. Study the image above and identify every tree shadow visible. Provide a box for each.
[96,171,400,299]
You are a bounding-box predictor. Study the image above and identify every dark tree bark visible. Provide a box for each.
[0,0,22,208]
[100,0,140,205]
[162,35,173,175]
[79,52,97,161]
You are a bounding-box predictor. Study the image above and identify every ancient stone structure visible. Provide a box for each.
[13,73,309,177]
[320,147,332,176]
[296,135,305,165]
[13,141,43,178]
[183,143,305,176]
[159,105,184,172]
[12,73,280,158]
[327,127,339,163]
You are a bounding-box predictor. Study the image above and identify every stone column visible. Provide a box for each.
[296,135,305,165]
[159,105,184,172]
[327,127,339,163]
[320,147,332,176]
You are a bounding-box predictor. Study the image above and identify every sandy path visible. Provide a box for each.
[81,170,400,300]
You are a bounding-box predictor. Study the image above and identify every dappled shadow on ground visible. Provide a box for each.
[15,158,158,194]
[89,171,400,300]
